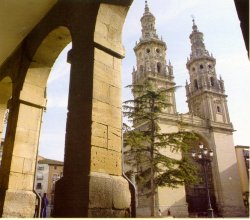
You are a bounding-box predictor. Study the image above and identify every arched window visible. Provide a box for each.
[194,79,198,90]
[217,106,221,113]
[157,62,161,73]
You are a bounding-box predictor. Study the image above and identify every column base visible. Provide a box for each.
[220,205,248,217]
[0,189,36,217]
[53,172,131,217]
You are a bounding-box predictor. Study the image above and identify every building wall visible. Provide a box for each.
[158,121,188,217]
[34,163,49,196]
[211,132,245,216]
[34,159,64,217]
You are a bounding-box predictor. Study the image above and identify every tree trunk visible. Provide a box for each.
[150,173,155,217]
[150,99,155,217]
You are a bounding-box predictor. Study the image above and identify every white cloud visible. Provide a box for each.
[46,95,68,108]
[48,62,70,84]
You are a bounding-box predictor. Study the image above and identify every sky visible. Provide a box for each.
[37,0,250,161]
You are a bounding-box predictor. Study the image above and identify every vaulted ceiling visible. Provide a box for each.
[0,0,58,66]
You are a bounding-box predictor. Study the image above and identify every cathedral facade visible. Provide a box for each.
[128,2,246,217]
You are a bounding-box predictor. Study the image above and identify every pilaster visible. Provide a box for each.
[211,131,247,217]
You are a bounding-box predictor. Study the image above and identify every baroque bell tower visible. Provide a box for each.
[185,19,231,125]
[185,20,246,217]
[132,1,176,114]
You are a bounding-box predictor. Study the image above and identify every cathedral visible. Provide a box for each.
[127,1,246,217]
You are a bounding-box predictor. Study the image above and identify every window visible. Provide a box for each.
[200,64,204,69]
[38,166,44,171]
[52,173,60,181]
[210,77,215,86]
[36,183,42,189]
[37,173,43,180]
[54,166,57,170]
[156,48,160,53]
[243,149,249,157]
[157,62,161,73]
[146,48,150,53]
[194,79,198,90]
[217,106,221,113]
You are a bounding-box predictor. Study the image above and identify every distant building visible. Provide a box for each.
[235,145,249,211]
[35,157,64,216]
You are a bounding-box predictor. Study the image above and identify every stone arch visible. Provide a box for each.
[189,131,211,149]
[0,26,72,217]
[183,130,218,216]
[52,2,132,218]
[21,26,71,106]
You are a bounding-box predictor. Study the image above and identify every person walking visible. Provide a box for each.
[41,193,49,218]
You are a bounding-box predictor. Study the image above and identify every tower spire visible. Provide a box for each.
[185,21,228,122]
[140,0,158,40]
[188,19,210,59]
[145,0,149,13]
[192,17,198,32]
[132,3,176,114]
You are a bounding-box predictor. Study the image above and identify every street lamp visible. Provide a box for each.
[192,143,214,218]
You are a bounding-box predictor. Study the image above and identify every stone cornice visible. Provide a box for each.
[134,38,166,51]
[134,112,234,134]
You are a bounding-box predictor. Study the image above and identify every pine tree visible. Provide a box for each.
[123,82,198,217]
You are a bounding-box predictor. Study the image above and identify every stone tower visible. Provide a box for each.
[185,20,246,217]
[127,2,247,218]
[185,19,230,124]
[130,1,189,217]
[132,0,176,114]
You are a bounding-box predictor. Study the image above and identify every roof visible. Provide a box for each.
[235,145,249,149]
[38,158,64,166]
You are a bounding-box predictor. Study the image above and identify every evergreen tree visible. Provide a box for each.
[123,82,198,217]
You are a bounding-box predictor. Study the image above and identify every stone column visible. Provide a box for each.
[53,3,132,217]
[0,92,46,217]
